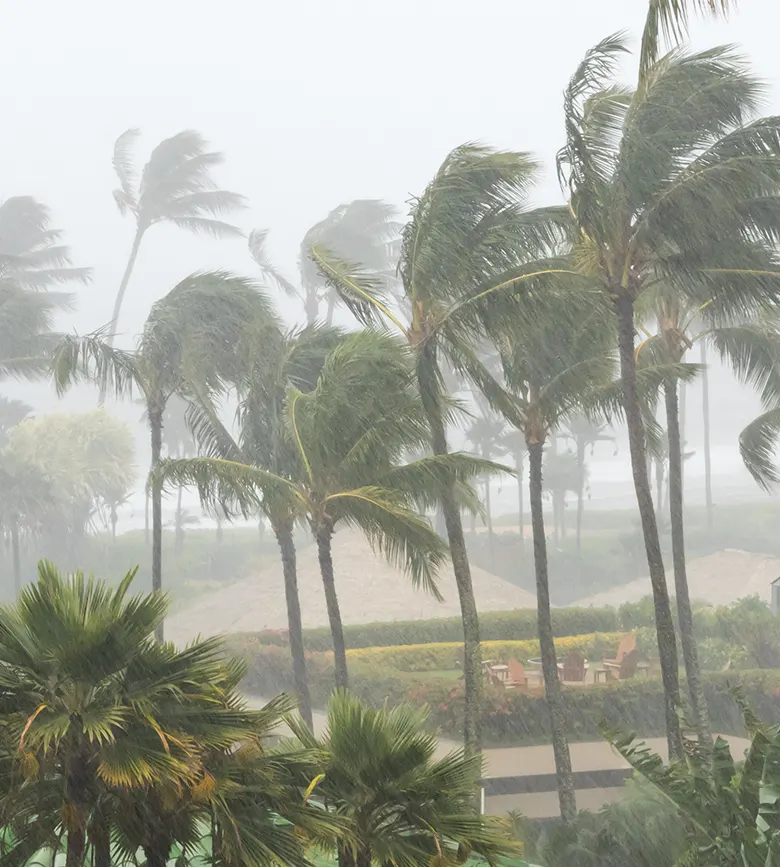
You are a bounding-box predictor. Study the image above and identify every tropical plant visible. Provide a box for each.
[0,561,327,867]
[290,690,516,867]
[51,272,271,639]
[556,35,780,756]
[107,129,245,352]
[249,199,401,325]
[542,448,583,545]
[180,319,343,728]
[604,699,780,867]
[157,330,494,691]
[498,429,527,552]
[311,143,568,752]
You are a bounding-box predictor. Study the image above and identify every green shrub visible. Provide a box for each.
[244,607,621,651]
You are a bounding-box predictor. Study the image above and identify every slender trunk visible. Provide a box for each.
[515,446,525,552]
[325,291,337,326]
[110,506,117,542]
[528,441,576,821]
[656,458,664,515]
[304,289,319,325]
[142,846,168,867]
[174,485,184,554]
[701,341,713,531]
[576,442,585,554]
[150,402,164,642]
[65,827,86,867]
[315,521,348,688]
[99,227,144,403]
[11,522,20,595]
[679,378,687,490]
[92,816,111,867]
[664,379,712,748]
[616,293,682,759]
[275,521,313,728]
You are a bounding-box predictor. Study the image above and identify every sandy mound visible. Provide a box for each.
[573,549,780,608]
[167,528,537,644]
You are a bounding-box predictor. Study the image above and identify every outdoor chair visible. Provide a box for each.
[504,657,528,689]
[561,650,587,682]
[606,648,638,680]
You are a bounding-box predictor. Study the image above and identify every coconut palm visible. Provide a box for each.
[562,415,616,551]
[542,448,583,544]
[107,129,245,351]
[249,199,401,325]
[556,36,780,757]
[51,272,272,639]
[290,691,516,867]
[157,330,495,691]
[311,144,568,752]
[182,320,344,728]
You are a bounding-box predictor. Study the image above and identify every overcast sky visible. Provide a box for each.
[3,0,777,491]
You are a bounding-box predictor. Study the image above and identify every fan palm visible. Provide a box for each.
[182,319,344,728]
[249,199,400,325]
[290,690,516,867]
[310,143,568,752]
[157,330,495,691]
[107,129,245,351]
[556,35,780,757]
[51,272,273,639]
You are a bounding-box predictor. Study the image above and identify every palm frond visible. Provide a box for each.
[248,229,299,297]
[51,331,141,399]
[739,406,780,490]
[112,128,140,211]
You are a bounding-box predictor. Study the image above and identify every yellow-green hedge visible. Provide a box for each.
[346,632,628,672]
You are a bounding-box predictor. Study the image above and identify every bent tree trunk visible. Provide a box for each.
[664,379,712,747]
[149,401,164,642]
[315,520,348,688]
[419,351,482,753]
[616,293,682,759]
[529,442,576,821]
[274,519,313,728]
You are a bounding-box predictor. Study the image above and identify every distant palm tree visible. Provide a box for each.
[249,199,401,325]
[52,272,271,639]
[106,129,245,357]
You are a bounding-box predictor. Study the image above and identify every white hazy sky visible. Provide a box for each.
[2,0,777,483]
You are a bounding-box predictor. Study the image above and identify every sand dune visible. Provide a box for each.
[167,528,537,644]
[573,549,780,608]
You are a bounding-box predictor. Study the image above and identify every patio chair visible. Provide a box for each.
[505,657,528,689]
[601,633,636,668]
[561,650,587,682]
[607,648,638,680]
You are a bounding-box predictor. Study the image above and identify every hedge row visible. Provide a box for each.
[346,632,626,672]
[247,607,622,651]
[226,637,780,746]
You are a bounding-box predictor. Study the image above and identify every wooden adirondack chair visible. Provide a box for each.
[561,650,587,682]
[505,658,528,689]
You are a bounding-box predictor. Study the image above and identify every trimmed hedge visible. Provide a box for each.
[227,635,780,747]
[346,633,626,672]
[246,607,621,651]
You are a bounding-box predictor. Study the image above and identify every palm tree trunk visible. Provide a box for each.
[419,349,482,754]
[315,522,348,688]
[576,442,585,554]
[528,440,576,821]
[515,446,525,552]
[100,227,144,403]
[92,816,111,867]
[664,379,712,748]
[11,522,20,595]
[149,401,164,642]
[701,341,713,531]
[616,293,682,759]
[65,827,86,867]
[274,520,313,728]
[143,846,168,867]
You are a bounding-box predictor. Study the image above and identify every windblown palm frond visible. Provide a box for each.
[739,407,780,490]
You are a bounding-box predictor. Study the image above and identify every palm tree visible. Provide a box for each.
[182,320,344,728]
[311,144,568,753]
[562,414,616,551]
[0,561,321,867]
[556,36,780,757]
[542,449,583,544]
[499,429,527,552]
[495,290,616,822]
[157,331,493,691]
[290,691,516,867]
[107,129,245,351]
[249,199,401,325]
[52,272,271,639]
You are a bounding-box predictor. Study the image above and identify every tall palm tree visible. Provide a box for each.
[158,331,494,691]
[495,290,616,821]
[542,449,583,544]
[311,144,568,753]
[107,129,245,351]
[182,320,344,728]
[562,414,616,551]
[52,272,272,639]
[556,36,780,757]
[499,429,527,552]
[290,691,516,867]
[249,199,400,325]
